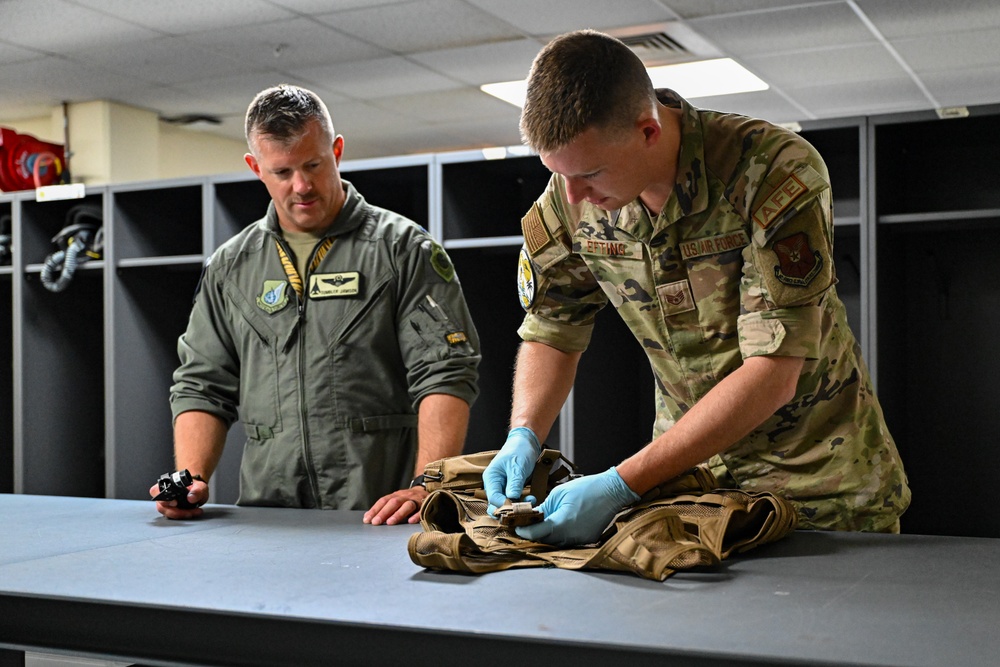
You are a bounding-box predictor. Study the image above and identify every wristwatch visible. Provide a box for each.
[409,474,427,489]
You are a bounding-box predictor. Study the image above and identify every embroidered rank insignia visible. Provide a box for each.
[446,331,468,345]
[429,242,455,282]
[308,272,361,298]
[657,280,696,316]
[752,173,807,229]
[521,204,552,256]
[517,247,536,311]
[773,232,823,287]
[256,280,290,314]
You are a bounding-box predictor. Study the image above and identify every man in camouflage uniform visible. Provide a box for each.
[483,30,909,546]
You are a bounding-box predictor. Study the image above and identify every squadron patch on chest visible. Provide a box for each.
[308,272,360,298]
[256,280,291,314]
[752,173,807,230]
[679,230,750,260]
[772,233,822,287]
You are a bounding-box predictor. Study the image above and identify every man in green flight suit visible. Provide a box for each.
[484,30,910,546]
[153,85,480,525]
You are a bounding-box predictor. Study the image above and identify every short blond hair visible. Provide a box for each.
[519,30,655,153]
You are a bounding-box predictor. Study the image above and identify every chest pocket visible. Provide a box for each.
[677,215,750,339]
[226,283,283,436]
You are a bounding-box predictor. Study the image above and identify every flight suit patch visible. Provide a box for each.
[576,238,643,259]
[657,280,696,316]
[679,230,750,260]
[521,204,552,256]
[308,272,360,298]
[752,173,807,230]
[429,241,455,282]
[446,331,468,345]
[517,247,536,311]
[256,280,290,314]
[773,233,823,287]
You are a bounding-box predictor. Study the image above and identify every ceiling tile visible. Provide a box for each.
[892,28,1000,73]
[688,3,875,57]
[67,0,294,34]
[0,40,45,65]
[409,38,544,85]
[657,0,832,20]
[182,17,390,69]
[265,0,409,14]
[744,43,906,90]
[689,89,814,124]
[858,0,1000,38]
[788,78,930,118]
[0,0,159,52]
[920,65,1000,108]
[296,56,462,100]
[315,0,522,53]
[465,0,676,37]
[367,88,520,124]
[69,36,249,86]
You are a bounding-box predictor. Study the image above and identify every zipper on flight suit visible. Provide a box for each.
[274,234,323,506]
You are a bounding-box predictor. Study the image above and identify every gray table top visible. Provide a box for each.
[1,493,998,667]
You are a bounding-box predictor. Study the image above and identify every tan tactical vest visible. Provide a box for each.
[408,450,798,581]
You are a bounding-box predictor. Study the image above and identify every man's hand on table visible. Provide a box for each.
[149,479,209,520]
[364,487,428,525]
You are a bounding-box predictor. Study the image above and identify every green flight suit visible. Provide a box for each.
[171,182,480,509]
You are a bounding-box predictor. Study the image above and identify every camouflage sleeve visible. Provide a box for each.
[516,176,608,353]
[738,157,834,360]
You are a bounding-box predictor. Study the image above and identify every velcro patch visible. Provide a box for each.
[521,204,552,256]
[576,238,643,259]
[679,230,750,260]
[657,280,696,316]
[308,272,360,298]
[752,173,807,229]
[446,331,468,345]
[772,232,823,287]
[517,247,536,311]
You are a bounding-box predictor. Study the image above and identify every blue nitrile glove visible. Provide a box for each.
[515,467,640,547]
[483,427,542,510]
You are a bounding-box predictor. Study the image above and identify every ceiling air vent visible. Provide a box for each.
[607,22,721,66]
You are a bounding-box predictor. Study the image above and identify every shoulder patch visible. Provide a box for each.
[516,247,536,311]
[429,241,455,282]
[521,203,552,256]
[753,173,807,230]
[773,232,823,287]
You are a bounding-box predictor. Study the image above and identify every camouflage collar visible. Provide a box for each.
[659,89,710,225]
[609,90,709,243]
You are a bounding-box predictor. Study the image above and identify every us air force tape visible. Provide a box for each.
[517,247,536,310]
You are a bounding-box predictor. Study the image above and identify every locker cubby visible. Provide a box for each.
[112,181,204,262]
[108,264,203,499]
[799,122,863,224]
[875,108,1000,217]
[441,154,551,240]
[448,244,562,452]
[19,270,105,497]
[0,198,12,269]
[19,193,105,269]
[342,162,430,230]
[212,176,270,248]
[875,217,1000,538]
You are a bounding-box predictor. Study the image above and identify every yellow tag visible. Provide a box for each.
[446,331,468,345]
[752,173,807,229]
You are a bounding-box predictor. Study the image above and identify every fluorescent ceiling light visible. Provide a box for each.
[481,58,768,108]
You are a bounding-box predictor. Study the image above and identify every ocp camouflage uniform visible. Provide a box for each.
[516,89,909,532]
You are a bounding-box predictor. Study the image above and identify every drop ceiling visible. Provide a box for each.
[1,0,999,160]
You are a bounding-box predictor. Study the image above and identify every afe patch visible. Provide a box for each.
[773,233,822,287]
[256,280,291,314]
[308,272,360,298]
[752,173,807,230]
[517,247,536,311]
